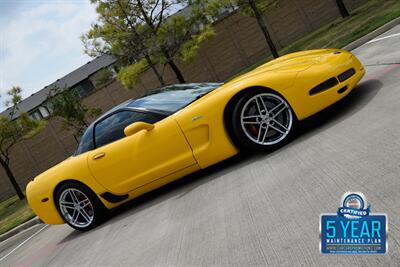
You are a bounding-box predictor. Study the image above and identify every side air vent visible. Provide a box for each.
[309,78,338,96]
[338,68,356,82]
[100,192,129,203]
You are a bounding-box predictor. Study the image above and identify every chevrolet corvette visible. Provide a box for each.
[27,49,365,230]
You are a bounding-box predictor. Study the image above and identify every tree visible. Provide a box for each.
[215,0,279,58]
[152,1,216,63]
[82,0,167,86]
[91,67,115,88]
[117,59,148,89]
[47,86,101,143]
[246,0,279,58]
[0,86,46,200]
[335,0,350,18]
[83,0,215,88]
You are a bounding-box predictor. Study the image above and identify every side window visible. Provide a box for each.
[75,126,94,155]
[94,110,163,148]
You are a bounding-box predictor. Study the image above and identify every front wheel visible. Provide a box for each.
[230,90,297,151]
[55,182,107,231]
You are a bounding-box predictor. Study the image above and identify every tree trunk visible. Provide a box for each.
[161,48,185,83]
[73,134,79,144]
[247,0,279,58]
[144,54,166,86]
[167,58,186,83]
[135,0,186,83]
[336,0,350,18]
[115,0,166,86]
[0,159,25,200]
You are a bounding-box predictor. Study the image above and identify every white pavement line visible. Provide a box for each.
[366,32,400,44]
[0,224,49,263]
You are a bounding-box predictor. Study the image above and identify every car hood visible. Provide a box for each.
[230,49,338,83]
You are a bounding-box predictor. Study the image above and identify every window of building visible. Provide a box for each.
[72,79,96,98]
[38,106,50,118]
[29,106,51,120]
[208,3,238,22]
[29,110,43,120]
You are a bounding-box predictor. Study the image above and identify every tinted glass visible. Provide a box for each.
[94,110,163,148]
[75,126,94,155]
[128,83,221,113]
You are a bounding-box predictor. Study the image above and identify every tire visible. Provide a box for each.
[229,89,297,152]
[55,182,107,231]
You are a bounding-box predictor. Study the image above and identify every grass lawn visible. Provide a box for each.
[0,195,35,236]
[228,0,400,80]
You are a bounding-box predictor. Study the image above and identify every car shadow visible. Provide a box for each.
[296,79,382,141]
[57,79,382,244]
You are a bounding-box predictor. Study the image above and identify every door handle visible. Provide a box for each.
[92,152,106,160]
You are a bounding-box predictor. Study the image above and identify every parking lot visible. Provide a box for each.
[1,24,400,266]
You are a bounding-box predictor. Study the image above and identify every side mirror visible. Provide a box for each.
[124,122,154,137]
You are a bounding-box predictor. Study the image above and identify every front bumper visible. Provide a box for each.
[284,50,365,120]
[26,181,64,225]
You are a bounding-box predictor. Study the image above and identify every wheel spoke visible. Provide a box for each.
[257,126,270,143]
[80,209,91,223]
[254,97,263,115]
[269,101,283,113]
[72,209,79,224]
[79,199,91,208]
[242,115,262,125]
[256,126,263,142]
[69,190,79,204]
[60,201,75,209]
[271,119,288,132]
[260,125,269,143]
[271,103,287,119]
[243,115,261,119]
[256,96,268,113]
[269,124,286,135]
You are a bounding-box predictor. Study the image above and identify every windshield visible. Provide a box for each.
[128,83,222,113]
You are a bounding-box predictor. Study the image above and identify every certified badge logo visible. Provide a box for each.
[320,192,387,254]
[338,192,370,219]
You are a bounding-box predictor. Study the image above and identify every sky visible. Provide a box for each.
[0,0,98,110]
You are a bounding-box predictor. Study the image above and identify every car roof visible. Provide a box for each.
[93,83,221,124]
[92,83,221,125]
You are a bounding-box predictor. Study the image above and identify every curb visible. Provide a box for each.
[0,217,42,243]
[344,16,400,51]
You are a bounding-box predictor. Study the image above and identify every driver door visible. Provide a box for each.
[87,110,196,194]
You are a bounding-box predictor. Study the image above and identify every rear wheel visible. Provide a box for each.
[55,182,107,231]
[230,90,297,151]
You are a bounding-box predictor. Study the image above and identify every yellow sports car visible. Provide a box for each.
[27,49,365,230]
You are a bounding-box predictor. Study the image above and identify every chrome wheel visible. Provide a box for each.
[240,93,293,145]
[59,188,94,228]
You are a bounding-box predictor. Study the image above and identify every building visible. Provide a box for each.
[1,54,117,120]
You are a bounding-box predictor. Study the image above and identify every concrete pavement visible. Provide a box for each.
[1,24,400,266]
[0,217,42,243]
